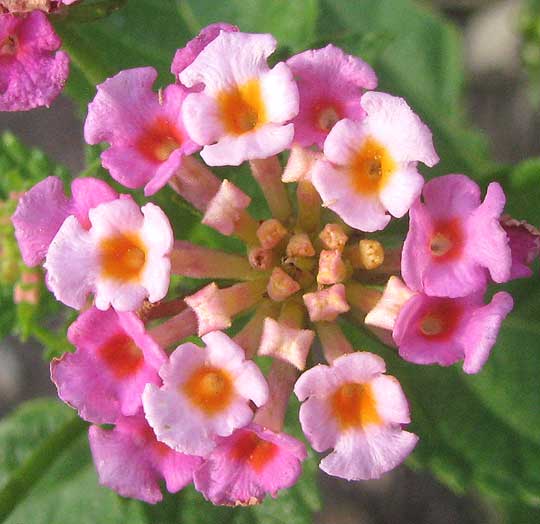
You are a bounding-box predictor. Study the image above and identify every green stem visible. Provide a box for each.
[0,415,88,523]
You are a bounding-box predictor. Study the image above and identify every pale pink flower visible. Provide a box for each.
[44,197,173,311]
[179,31,299,165]
[142,331,268,456]
[295,352,418,480]
[312,92,438,232]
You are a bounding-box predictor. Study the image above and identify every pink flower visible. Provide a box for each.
[287,44,377,148]
[402,174,512,297]
[193,423,306,506]
[51,307,166,424]
[171,23,238,78]
[89,412,202,504]
[142,331,268,456]
[0,11,69,111]
[179,31,299,166]
[44,196,173,311]
[501,216,540,280]
[312,92,438,232]
[393,290,513,374]
[11,176,117,267]
[294,352,418,480]
[84,67,200,196]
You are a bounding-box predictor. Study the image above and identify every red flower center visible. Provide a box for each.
[418,300,462,340]
[230,430,278,472]
[98,333,144,379]
[136,116,183,163]
[429,219,464,261]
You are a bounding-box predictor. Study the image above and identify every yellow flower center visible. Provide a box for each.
[183,366,234,415]
[349,137,395,195]
[331,382,381,430]
[218,79,267,135]
[100,232,147,282]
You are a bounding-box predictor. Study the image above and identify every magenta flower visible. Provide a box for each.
[51,307,166,424]
[501,216,540,280]
[142,331,268,456]
[287,44,377,148]
[295,352,418,481]
[44,197,173,311]
[193,423,306,506]
[89,412,202,504]
[179,31,299,166]
[402,174,512,297]
[84,67,200,196]
[0,11,69,111]
[393,290,513,374]
[312,92,439,232]
[11,176,118,267]
[171,22,238,78]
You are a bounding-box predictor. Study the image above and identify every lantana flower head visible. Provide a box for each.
[143,331,268,456]
[179,30,299,166]
[44,196,173,311]
[312,92,439,232]
[295,352,418,480]
[193,422,306,506]
[85,67,200,196]
[11,22,532,509]
[51,307,166,424]
[287,44,377,148]
[89,411,202,504]
[11,176,118,266]
[402,174,512,297]
[0,11,69,111]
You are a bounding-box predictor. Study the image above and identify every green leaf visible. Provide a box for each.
[179,0,319,53]
[0,400,88,522]
[317,0,493,179]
